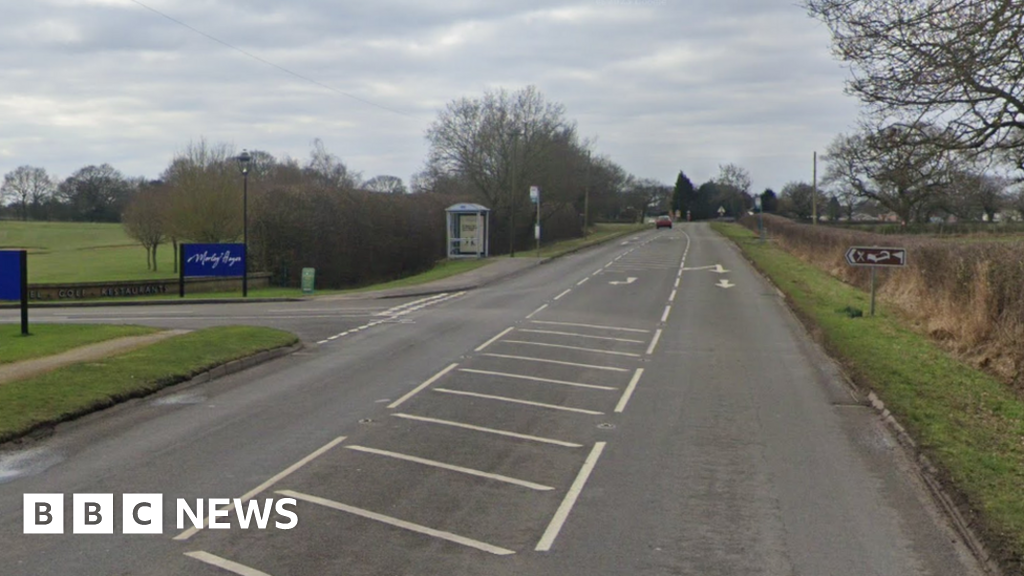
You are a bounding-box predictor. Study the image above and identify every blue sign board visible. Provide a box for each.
[182,244,246,278]
[0,250,23,300]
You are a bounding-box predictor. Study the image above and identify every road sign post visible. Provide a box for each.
[844,246,907,316]
[531,186,541,258]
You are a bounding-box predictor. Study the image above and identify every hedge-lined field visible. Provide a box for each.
[748,214,1024,392]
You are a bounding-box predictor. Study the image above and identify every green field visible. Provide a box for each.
[0,221,175,283]
[713,222,1024,566]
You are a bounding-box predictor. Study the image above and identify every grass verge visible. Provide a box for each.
[713,222,1024,569]
[0,326,298,443]
[1,324,158,364]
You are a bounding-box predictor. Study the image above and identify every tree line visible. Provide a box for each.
[0,86,686,288]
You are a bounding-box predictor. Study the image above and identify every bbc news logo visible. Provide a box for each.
[24,494,298,534]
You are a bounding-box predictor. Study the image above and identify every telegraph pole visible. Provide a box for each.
[812,151,818,226]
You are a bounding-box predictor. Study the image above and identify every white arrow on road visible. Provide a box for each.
[609,277,637,285]
[682,264,729,274]
[716,279,735,289]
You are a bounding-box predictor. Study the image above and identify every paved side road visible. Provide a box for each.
[0,225,985,575]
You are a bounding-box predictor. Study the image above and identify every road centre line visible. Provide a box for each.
[517,329,645,344]
[481,353,630,372]
[346,445,553,491]
[674,278,680,288]
[392,413,583,447]
[433,388,605,415]
[277,490,515,556]
[499,340,642,358]
[646,329,663,355]
[458,368,617,391]
[535,442,607,552]
[174,435,347,541]
[475,327,515,352]
[614,369,645,413]
[669,289,677,302]
[661,305,672,323]
[184,551,274,576]
[526,304,548,319]
[604,262,613,268]
[576,277,589,286]
[592,269,603,276]
[554,289,572,301]
[530,320,650,334]
[388,363,459,409]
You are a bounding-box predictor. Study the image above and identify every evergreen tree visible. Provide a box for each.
[672,171,696,219]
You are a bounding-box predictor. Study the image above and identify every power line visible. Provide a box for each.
[127,0,413,118]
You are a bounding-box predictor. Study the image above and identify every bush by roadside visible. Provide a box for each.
[749,214,1024,393]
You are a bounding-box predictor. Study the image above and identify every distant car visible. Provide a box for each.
[655,215,672,229]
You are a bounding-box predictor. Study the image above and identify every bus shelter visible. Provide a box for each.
[446,203,490,258]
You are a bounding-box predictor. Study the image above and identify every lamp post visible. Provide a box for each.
[237,149,251,297]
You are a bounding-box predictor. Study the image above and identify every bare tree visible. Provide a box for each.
[822,125,950,225]
[162,139,241,243]
[122,183,166,271]
[2,166,54,220]
[806,0,1024,170]
[363,175,407,194]
[779,181,822,221]
[307,138,360,190]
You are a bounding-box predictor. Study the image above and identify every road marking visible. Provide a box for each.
[184,551,275,576]
[604,262,613,268]
[458,368,617,391]
[174,436,347,541]
[646,330,663,355]
[517,329,645,344]
[674,278,680,288]
[576,277,589,286]
[669,289,677,302]
[529,320,649,334]
[526,304,548,319]
[554,289,572,301]
[535,442,607,552]
[277,490,515,556]
[392,413,583,447]
[661,305,672,323]
[614,369,645,413]
[346,445,553,491]
[388,363,459,409]
[717,279,735,289]
[608,277,637,285]
[592,268,603,276]
[475,327,515,352]
[481,353,629,372]
[499,340,641,358]
[434,388,604,415]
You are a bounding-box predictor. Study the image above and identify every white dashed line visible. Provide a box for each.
[480,353,630,372]
[277,490,516,556]
[499,340,641,358]
[526,304,548,319]
[535,442,607,552]
[346,445,553,491]
[475,327,515,352]
[387,363,459,409]
[530,320,649,333]
[661,305,672,323]
[184,551,275,576]
[457,368,617,391]
[554,289,572,301]
[392,413,583,447]
[646,329,663,355]
[615,369,645,413]
[433,388,605,415]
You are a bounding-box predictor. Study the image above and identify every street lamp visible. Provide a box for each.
[237,149,251,297]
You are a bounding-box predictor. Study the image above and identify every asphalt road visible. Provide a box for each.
[0,224,984,575]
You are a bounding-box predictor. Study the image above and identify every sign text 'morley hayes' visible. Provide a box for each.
[186,250,243,270]
[23,494,297,534]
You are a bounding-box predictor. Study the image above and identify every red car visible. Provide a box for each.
[655,215,673,229]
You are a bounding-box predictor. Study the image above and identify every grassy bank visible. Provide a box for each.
[0,324,158,364]
[516,223,648,259]
[714,222,1024,570]
[0,326,298,443]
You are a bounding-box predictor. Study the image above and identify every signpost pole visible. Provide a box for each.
[536,190,541,258]
[179,244,186,298]
[870,266,876,317]
[19,250,28,335]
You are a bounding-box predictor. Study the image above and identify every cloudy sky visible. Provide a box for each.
[0,0,861,195]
